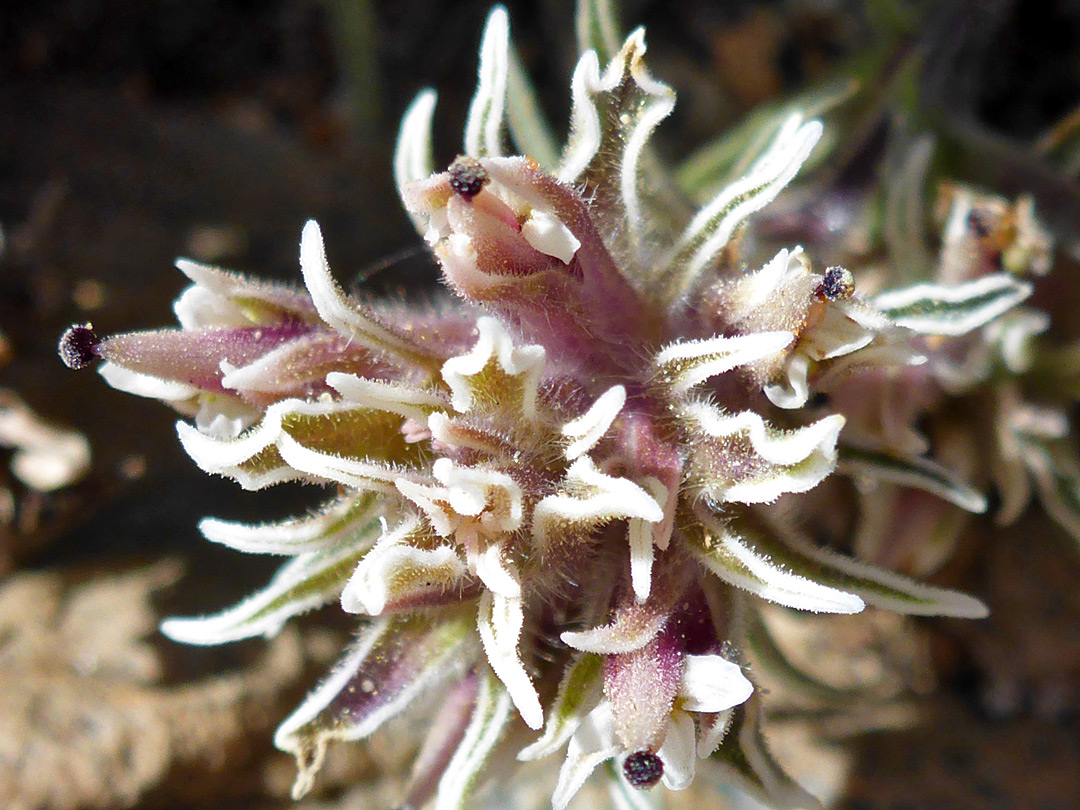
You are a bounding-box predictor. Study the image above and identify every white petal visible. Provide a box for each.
[552,701,620,810]
[739,248,805,312]
[764,352,811,409]
[678,654,754,713]
[172,281,246,329]
[696,708,734,759]
[658,711,696,791]
[433,457,524,532]
[627,517,654,604]
[521,209,581,264]
[98,362,198,401]
[395,477,456,537]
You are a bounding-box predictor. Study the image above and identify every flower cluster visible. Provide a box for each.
[62,3,1075,809]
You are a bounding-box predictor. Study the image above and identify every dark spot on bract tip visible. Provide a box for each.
[818,265,855,301]
[448,156,489,199]
[58,323,100,369]
[623,750,664,789]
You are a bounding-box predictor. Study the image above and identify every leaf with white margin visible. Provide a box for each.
[464,7,509,159]
[871,273,1033,336]
[655,115,823,306]
[219,332,379,397]
[518,652,604,761]
[341,515,469,615]
[505,32,559,168]
[427,411,516,457]
[442,316,546,420]
[326,372,447,421]
[191,443,303,491]
[1024,440,1080,546]
[161,521,382,645]
[558,28,675,249]
[477,590,543,729]
[882,135,935,282]
[710,697,823,810]
[726,507,989,618]
[687,510,865,615]
[562,384,626,460]
[198,491,380,555]
[561,603,670,655]
[838,444,988,513]
[434,666,514,810]
[275,609,478,799]
[172,256,321,327]
[532,456,663,550]
[576,0,621,64]
[552,700,621,810]
[395,89,438,227]
[683,403,845,504]
[176,397,412,491]
[675,78,856,200]
[299,220,439,369]
[987,307,1050,374]
[274,433,409,492]
[654,331,794,395]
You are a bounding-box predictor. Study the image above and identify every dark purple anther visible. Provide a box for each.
[448,156,490,199]
[818,265,855,301]
[622,750,664,789]
[58,323,101,369]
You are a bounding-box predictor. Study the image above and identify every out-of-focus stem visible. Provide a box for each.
[329,0,381,144]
